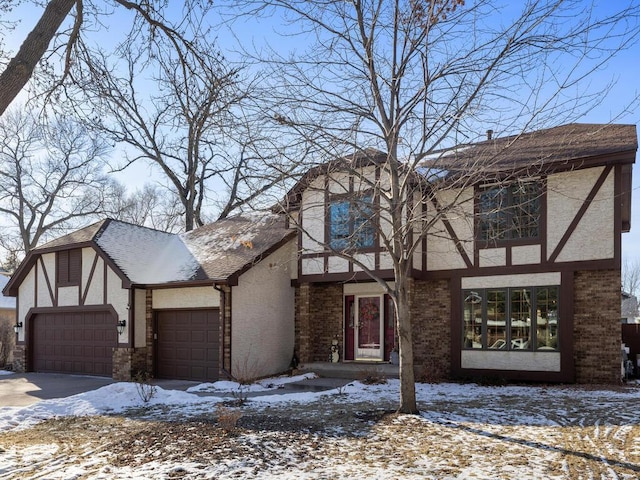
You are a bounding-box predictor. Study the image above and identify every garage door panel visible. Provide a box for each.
[32,311,116,377]
[156,309,219,382]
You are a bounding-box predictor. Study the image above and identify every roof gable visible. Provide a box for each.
[3,214,295,296]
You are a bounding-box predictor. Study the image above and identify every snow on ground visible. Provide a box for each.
[1,377,640,479]
[187,372,316,393]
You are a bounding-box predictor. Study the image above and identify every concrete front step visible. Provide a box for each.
[298,362,399,379]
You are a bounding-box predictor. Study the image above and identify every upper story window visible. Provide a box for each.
[56,248,82,286]
[478,181,541,243]
[329,194,375,250]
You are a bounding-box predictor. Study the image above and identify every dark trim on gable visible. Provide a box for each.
[614,164,623,268]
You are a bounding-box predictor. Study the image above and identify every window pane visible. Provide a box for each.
[479,188,508,241]
[463,291,483,349]
[487,290,507,349]
[511,183,540,239]
[536,287,559,350]
[329,200,350,249]
[353,195,375,248]
[510,289,532,350]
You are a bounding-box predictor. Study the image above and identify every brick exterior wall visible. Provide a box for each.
[12,344,26,373]
[295,283,343,362]
[573,269,621,384]
[144,289,154,374]
[221,286,232,375]
[295,283,311,362]
[411,278,451,380]
[111,289,153,381]
[112,347,133,381]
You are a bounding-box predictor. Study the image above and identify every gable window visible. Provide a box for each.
[478,181,541,243]
[329,194,375,250]
[463,285,558,351]
[56,249,82,286]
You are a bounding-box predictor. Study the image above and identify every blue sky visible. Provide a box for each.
[2,1,640,260]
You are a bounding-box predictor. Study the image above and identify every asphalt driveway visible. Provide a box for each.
[0,373,114,407]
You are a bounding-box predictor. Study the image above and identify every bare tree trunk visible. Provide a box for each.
[0,0,76,116]
[396,275,418,414]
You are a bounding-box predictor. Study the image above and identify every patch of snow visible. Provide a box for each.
[96,222,200,283]
[187,373,316,393]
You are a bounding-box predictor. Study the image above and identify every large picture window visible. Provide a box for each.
[478,181,541,243]
[463,286,558,351]
[329,194,375,250]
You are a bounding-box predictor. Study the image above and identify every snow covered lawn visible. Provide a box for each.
[1,377,639,479]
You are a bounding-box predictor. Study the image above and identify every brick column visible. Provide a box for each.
[295,283,311,362]
[573,269,621,384]
[112,347,133,381]
[12,344,26,373]
[222,286,232,374]
[411,278,452,380]
[145,289,154,374]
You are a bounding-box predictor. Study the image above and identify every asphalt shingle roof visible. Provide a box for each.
[28,214,294,286]
[422,123,637,174]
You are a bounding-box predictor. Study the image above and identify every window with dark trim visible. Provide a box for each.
[329,194,375,250]
[56,249,82,286]
[462,286,558,351]
[478,181,541,243]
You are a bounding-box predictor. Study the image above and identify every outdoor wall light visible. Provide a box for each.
[117,319,127,335]
[13,321,22,334]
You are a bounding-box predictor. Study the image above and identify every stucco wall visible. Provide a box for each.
[134,288,146,348]
[16,269,35,343]
[82,249,104,305]
[152,286,220,309]
[301,177,325,254]
[461,351,561,371]
[427,187,474,271]
[106,267,129,343]
[231,242,296,379]
[37,253,55,307]
[548,167,614,262]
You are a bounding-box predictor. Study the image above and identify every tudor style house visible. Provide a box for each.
[286,123,636,384]
[3,215,297,382]
[3,123,637,384]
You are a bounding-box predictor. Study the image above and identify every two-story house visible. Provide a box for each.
[3,123,636,384]
[286,123,637,384]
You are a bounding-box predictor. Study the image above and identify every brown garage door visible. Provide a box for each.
[32,311,116,376]
[155,309,219,382]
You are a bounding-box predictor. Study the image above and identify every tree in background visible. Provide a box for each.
[233,0,640,413]
[69,28,298,230]
[0,0,217,116]
[110,184,185,234]
[0,107,118,260]
[623,257,640,298]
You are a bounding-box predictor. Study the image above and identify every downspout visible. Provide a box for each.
[213,283,233,380]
